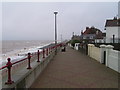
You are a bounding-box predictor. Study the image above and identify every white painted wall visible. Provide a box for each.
[88,44,120,73]
[106,49,120,73]
[118,27,120,38]
[88,44,101,62]
[68,43,72,47]
[74,43,80,50]
[106,27,119,43]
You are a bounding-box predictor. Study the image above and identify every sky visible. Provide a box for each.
[1,2,119,41]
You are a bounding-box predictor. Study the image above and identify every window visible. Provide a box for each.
[90,36,93,39]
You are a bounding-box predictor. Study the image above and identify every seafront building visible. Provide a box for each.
[105,17,120,43]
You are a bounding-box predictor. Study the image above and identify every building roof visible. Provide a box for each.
[82,34,96,37]
[83,27,101,35]
[105,18,120,27]
[81,26,103,39]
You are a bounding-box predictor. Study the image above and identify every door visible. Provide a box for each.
[103,51,106,64]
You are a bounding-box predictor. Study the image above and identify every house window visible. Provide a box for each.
[90,36,93,39]
[86,37,89,39]
[83,37,86,39]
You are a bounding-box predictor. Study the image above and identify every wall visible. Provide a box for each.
[88,44,101,62]
[74,43,80,50]
[88,44,120,73]
[106,48,120,73]
[2,47,61,89]
[100,45,120,73]
[118,27,120,43]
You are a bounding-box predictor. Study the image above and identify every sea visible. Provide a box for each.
[0,40,54,66]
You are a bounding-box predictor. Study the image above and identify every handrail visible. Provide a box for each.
[12,50,43,65]
[0,65,8,70]
[12,57,28,65]
[0,43,63,85]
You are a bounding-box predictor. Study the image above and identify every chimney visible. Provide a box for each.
[86,27,89,30]
[113,17,117,20]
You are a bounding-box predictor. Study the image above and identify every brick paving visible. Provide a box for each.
[31,46,118,88]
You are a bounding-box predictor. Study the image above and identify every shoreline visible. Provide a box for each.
[1,42,56,66]
[39,43,55,49]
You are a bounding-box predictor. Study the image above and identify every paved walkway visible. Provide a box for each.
[31,46,118,88]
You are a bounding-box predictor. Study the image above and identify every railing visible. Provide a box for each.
[0,43,62,85]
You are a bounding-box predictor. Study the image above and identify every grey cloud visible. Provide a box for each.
[2,2,118,40]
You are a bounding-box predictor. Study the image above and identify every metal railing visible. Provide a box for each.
[0,43,62,85]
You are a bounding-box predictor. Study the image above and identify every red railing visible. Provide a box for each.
[0,43,62,85]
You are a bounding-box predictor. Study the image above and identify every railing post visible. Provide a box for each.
[49,47,51,54]
[5,58,14,84]
[51,47,52,53]
[43,48,45,58]
[55,44,57,55]
[46,48,48,56]
[27,53,32,69]
[37,50,40,62]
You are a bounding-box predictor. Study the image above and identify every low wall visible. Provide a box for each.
[74,43,80,50]
[2,47,61,89]
[74,43,119,73]
[100,45,120,73]
[106,48,120,73]
[88,44,101,62]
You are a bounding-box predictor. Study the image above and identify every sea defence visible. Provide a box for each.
[1,43,62,89]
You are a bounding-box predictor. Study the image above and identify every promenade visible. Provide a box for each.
[31,46,118,88]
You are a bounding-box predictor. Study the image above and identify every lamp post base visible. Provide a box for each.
[27,67,32,69]
[5,81,14,84]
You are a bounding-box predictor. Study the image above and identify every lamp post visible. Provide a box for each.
[54,11,58,55]
[113,34,115,43]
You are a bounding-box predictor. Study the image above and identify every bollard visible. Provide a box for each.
[27,53,32,69]
[37,50,40,62]
[43,48,45,58]
[5,58,14,84]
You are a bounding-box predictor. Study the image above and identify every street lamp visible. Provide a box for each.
[113,34,115,43]
[54,11,58,55]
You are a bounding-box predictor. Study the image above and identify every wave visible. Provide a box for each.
[0,42,54,67]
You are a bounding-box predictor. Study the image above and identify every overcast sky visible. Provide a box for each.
[2,2,118,40]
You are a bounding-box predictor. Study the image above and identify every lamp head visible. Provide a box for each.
[54,11,58,14]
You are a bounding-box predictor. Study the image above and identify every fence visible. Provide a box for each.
[0,43,62,88]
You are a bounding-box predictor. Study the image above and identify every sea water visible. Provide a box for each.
[1,40,54,66]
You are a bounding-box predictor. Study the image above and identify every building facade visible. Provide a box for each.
[105,17,120,43]
[80,26,104,43]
